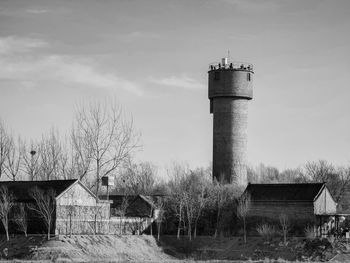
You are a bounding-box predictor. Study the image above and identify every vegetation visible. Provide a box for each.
[256,223,276,241]
[28,187,56,240]
[0,186,14,240]
[14,203,28,237]
[237,191,251,243]
[0,100,350,241]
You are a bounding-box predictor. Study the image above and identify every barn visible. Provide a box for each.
[0,179,110,236]
[99,194,161,235]
[243,183,338,235]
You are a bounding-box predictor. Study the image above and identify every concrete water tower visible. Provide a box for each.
[208,58,254,186]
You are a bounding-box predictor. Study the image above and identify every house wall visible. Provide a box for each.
[314,187,337,215]
[55,183,110,235]
[56,183,97,206]
[247,201,316,235]
[249,201,315,220]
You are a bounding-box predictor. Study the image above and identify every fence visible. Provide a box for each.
[55,217,154,235]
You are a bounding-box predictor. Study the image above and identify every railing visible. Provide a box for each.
[209,61,253,72]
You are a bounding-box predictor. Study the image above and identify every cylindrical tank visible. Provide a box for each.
[208,60,254,186]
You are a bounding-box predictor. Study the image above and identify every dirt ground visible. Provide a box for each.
[159,235,350,262]
[0,235,350,262]
[0,235,172,262]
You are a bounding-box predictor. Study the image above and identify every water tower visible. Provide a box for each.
[208,58,254,186]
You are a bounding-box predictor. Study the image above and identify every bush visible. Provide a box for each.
[304,225,316,240]
[256,223,276,241]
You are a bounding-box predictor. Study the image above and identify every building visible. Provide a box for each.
[243,183,338,234]
[0,179,110,236]
[99,194,161,235]
[208,58,254,186]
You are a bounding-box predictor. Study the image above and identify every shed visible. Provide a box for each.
[0,179,110,236]
[243,183,337,227]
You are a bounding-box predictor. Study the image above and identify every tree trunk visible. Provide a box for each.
[93,214,97,235]
[47,221,50,240]
[243,217,246,244]
[177,210,182,239]
[194,218,199,239]
[214,207,221,239]
[96,159,100,200]
[188,224,192,241]
[157,222,161,241]
[177,219,181,239]
[5,226,9,241]
[69,214,72,237]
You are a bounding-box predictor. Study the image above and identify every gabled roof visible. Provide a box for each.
[245,183,325,202]
[99,194,161,217]
[0,179,78,202]
[138,195,156,208]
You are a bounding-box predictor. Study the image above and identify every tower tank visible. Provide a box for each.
[208,58,254,186]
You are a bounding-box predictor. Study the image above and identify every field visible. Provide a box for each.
[0,235,350,262]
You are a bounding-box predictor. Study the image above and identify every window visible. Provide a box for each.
[247,73,251,81]
[214,71,220,80]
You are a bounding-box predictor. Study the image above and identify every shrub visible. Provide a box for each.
[256,223,276,241]
[304,225,316,240]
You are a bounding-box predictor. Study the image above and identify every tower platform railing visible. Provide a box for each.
[208,61,254,72]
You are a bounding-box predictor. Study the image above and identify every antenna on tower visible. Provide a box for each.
[227,50,231,61]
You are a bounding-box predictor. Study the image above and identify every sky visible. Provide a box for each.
[0,0,350,173]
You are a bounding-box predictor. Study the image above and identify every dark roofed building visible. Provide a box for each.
[0,179,110,236]
[243,183,337,234]
[0,179,77,203]
[247,183,325,202]
[98,194,162,235]
[99,194,160,218]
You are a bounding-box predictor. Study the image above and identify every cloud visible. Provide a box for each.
[149,75,204,90]
[0,36,143,95]
[0,36,48,55]
[26,9,48,14]
[0,55,143,95]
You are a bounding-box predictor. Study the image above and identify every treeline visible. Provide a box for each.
[148,161,350,239]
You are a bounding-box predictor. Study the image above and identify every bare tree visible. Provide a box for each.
[333,166,350,202]
[193,182,208,239]
[170,189,185,240]
[0,186,15,241]
[117,160,156,195]
[117,196,129,235]
[14,203,28,237]
[184,191,195,240]
[22,141,41,180]
[5,137,23,181]
[279,213,290,245]
[305,160,334,182]
[167,163,188,239]
[71,124,93,181]
[28,187,56,240]
[38,129,64,180]
[182,170,210,240]
[237,192,251,244]
[72,101,139,197]
[0,120,11,179]
[210,182,237,238]
[155,198,165,242]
